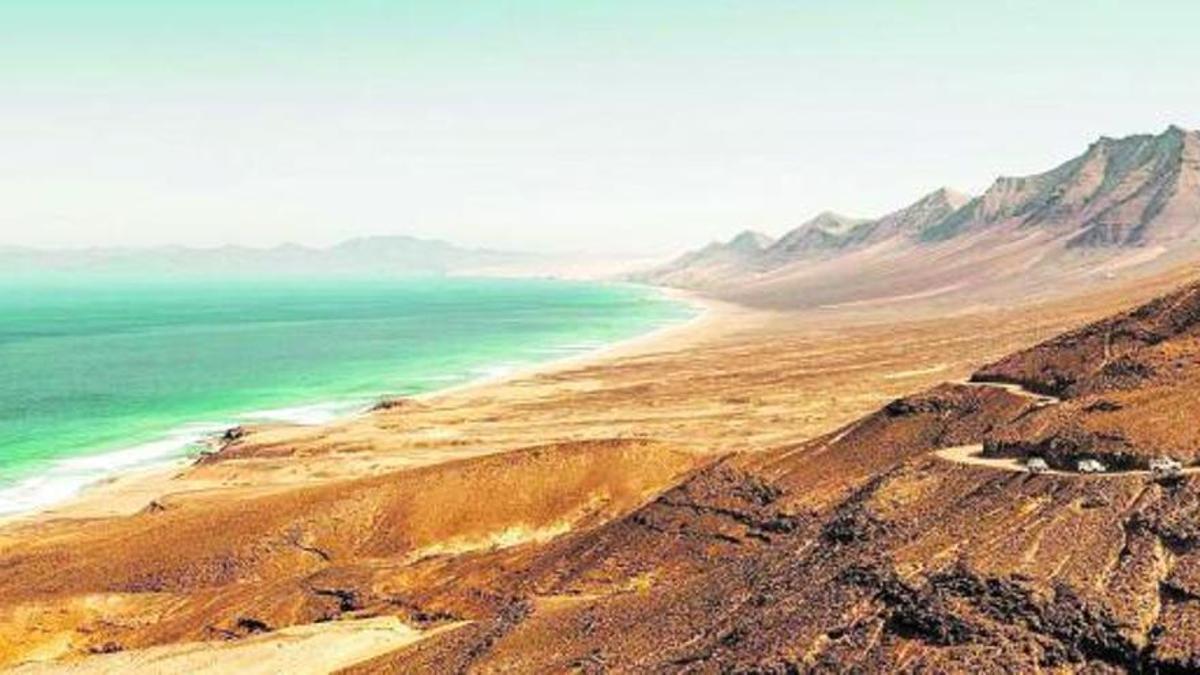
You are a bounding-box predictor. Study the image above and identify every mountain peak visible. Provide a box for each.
[930,127,1200,246]
[727,230,775,252]
[851,187,973,244]
[806,211,862,233]
[757,212,869,259]
[923,187,971,209]
[642,126,1200,292]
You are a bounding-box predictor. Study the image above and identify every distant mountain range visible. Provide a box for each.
[0,236,548,280]
[637,126,1200,307]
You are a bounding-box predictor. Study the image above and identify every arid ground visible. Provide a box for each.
[2,265,1199,673]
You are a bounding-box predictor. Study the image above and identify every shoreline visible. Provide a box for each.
[0,284,727,529]
[412,285,731,403]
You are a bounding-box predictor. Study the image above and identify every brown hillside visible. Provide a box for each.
[3,270,1200,672]
[354,381,1200,672]
[975,276,1200,468]
[348,279,1200,672]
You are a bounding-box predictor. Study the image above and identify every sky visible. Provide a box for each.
[2,1,1199,255]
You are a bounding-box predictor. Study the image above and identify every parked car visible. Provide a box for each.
[1077,459,1107,474]
[1026,457,1049,474]
[1149,457,1183,479]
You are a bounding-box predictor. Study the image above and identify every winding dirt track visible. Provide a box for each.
[934,444,1200,478]
[961,380,1060,407]
[935,382,1200,477]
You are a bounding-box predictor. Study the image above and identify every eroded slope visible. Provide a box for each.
[354,383,1200,672]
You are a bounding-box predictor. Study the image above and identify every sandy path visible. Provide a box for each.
[935,381,1056,473]
[934,444,1200,477]
[10,617,456,675]
[961,379,1060,406]
[935,445,1060,474]
[935,383,1198,477]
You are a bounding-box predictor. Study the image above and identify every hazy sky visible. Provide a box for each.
[3,1,1198,254]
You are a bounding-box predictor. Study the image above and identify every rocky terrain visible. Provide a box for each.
[348,278,1200,672]
[2,269,1200,672]
[975,277,1200,470]
[638,127,1200,309]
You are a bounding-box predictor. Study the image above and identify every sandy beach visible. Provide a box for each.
[0,286,719,529]
[1,267,1195,670]
[7,1,1198,667]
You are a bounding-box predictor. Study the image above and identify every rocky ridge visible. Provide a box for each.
[638,127,1200,307]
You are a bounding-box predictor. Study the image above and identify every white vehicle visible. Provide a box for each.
[1077,459,1107,474]
[1026,457,1050,474]
[1149,457,1183,479]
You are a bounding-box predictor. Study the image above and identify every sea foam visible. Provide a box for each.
[0,422,226,516]
[239,400,371,426]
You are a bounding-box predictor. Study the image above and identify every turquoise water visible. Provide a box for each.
[0,278,691,514]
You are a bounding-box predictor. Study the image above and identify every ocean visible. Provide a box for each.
[0,277,692,515]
